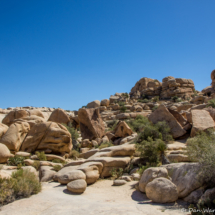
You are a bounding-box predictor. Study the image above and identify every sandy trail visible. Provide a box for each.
[0,180,190,215]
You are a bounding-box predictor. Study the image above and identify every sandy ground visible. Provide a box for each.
[0,180,190,215]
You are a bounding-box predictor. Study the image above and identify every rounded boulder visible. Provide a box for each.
[0,143,12,164]
[67,179,87,193]
[145,177,178,203]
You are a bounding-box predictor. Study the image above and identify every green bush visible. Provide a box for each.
[152,96,159,102]
[186,129,215,184]
[122,93,129,98]
[32,161,40,171]
[138,98,149,103]
[0,169,41,205]
[136,121,173,143]
[176,98,182,102]
[171,96,179,102]
[62,123,79,140]
[69,150,80,160]
[152,106,158,112]
[35,151,47,161]
[207,99,215,108]
[118,101,125,106]
[126,115,150,133]
[109,167,123,179]
[98,141,113,149]
[136,138,166,166]
[53,165,62,172]
[107,120,118,131]
[8,156,25,167]
[120,105,127,113]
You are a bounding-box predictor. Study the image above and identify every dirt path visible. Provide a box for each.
[0,180,190,215]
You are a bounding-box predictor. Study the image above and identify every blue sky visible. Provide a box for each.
[1,0,215,110]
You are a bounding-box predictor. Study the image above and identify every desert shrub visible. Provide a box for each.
[120,105,127,113]
[35,151,47,161]
[126,115,150,133]
[122,93,129,98]
[138,98,149,103]
[0,169,41,205]
[136,138,166,166]
[186,129,215,184]
[152,106,158,112]
[69,150,80,160]
[176,98,182,102]
[109,167,123,179]
[152,96,159,102]
[207,99,215,108]
[107,120,118,130]
[171,96,179,102]
[32,161,40,171]
[53,165,62,172]
[62,123,79,140]
[98,141,113,149]
[136,121,173,143]
[8,156,25,167]
[118,101,125,106]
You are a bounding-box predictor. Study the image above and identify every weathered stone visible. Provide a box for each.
[48,108,70,125]
[112,121,133,138]
[87,100,100,108]
[191,110,215,137]
[39,166,56,182]
[183,187,205,204]
[113,180,127,186]
[21,122,72,155]
[145,178,178,203]
[0,122,30,152]
[0,123,8,139]
[163,163,204,198]
[78,108,105,140]
[0,143,12,164]
[58,169,86,185]
[101,99,110,107]
[139,167,169,193]
[148,105,186,138]
[67,179,87,193]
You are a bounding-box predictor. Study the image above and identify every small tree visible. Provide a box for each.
[207,99,215,108]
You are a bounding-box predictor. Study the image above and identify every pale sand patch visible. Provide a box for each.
[0,180,189,215]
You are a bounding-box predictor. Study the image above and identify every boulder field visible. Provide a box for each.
[0,71,215,208]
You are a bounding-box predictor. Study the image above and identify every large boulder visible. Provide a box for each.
[0,143,13,163]
[13,115,46,128]
[2,109,44,126]
[39,166,56,182]
[78,108,105,140]
[0,122,30,152]
[163,163,205,198]
[0,123,8,138]
[21,122,73,155]
[77,162,100,184]
[191,110,215,137]
[58,169,86,185]
[204,107,215,121]
[139,167,169,193]
[145,177,178,203]
[148,105,186,138]
[48,108,70,125]
[101,99,110,107]
[67,179,87,194]
[112,121,133,138]
[87,100,100,108]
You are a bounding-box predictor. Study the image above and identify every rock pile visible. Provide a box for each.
[130,76,195,100]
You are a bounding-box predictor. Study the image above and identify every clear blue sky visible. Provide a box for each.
[1,0,215,110]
